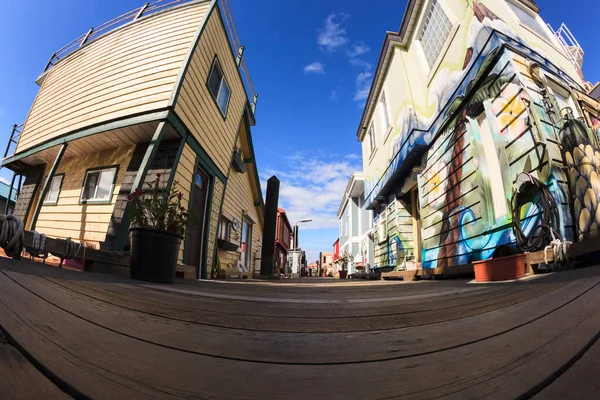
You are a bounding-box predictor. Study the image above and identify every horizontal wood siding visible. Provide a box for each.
[218,134,262,271]
[207,179,224,276]
[16,2,210,154]
[174,7,248,176]
[35,146,136,247]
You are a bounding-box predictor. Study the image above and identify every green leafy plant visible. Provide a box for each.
[128,174,190,236]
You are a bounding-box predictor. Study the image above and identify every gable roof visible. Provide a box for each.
[0,181,17,203]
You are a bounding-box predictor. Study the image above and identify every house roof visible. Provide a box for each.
[337,172,365,218]
[0,181,17,203]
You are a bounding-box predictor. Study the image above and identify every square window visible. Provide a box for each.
[207,58,231,117]
[80,167,116,203]
[219,216,233,241]
[419,0,453,68]
[43,174,63,204]
[369,124,377,153]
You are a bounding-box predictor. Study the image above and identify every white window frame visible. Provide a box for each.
[207,57,231,118]
[80,167,117,204]
[380,91,390,129]
[417,0,454,69]
[369,123,376,153]
[547,80,580,119]
[43,174,64,205]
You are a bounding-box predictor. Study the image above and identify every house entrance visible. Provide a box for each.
[185,163,210,278]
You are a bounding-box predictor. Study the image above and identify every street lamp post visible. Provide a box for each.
[293,218,312,250]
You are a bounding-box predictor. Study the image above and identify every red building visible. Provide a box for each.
[275,208,292,270]
[333,238,340,262]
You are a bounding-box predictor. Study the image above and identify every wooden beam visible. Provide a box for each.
[29,143,67,231]
[114,122,168,251]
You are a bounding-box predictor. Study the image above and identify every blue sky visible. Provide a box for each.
[1,0,600,261]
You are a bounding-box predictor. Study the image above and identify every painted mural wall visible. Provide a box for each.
[361,0,598,268]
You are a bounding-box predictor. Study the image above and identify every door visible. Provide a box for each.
[184,163,209,278]
[240,218,253,271]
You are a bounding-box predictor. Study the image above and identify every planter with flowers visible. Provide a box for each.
[128,174,190,283]
[337,251,353,279]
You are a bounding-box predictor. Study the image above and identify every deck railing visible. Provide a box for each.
[41,0,257,107]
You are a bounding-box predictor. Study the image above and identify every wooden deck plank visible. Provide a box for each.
[2,261,600,399]
[0,331,70,399]
[3,271,590,365]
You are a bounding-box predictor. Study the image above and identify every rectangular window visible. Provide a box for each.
[549,84,578,118]
[218,216,233,241]
[207,58,231,117]
[380,91,390,129]
[369,124,376,153]
[507,2,550,41]
[43,174,63,204]
[419,0,453,68]
[80,167,116,203]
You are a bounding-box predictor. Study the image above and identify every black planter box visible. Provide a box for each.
[217,239,239,252]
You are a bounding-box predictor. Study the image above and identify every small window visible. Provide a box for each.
[44,174,64,204]
[369,124,377,153]
[218,216,233,241]
[419,0,453,68]
[207,58,231,117]
[507,2,550,41]
[80,167,116,203]
[548,84,579,118]
[380,91,390,129]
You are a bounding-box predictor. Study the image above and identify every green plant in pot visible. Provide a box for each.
[338,251,353,279]
[128,174,190,283]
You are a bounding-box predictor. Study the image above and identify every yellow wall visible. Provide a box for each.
[35,145,136,246]
[174,7,248,176]
[218,133,263,271]
[16,1,210,154]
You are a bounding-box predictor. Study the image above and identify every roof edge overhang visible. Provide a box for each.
[337,172,365,218]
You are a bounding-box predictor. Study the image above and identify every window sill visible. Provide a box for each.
[42,201,59,206]
[368,147,378,164]
[79,199,113,205]
[382,126,394,144]
[426,23,460,88]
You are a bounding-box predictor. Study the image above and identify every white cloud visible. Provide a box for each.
[329,90,338,101]
[318,12,350,52]
[303,62,325,74]
[260,151,361,230]
[347,42,370,57]
[354,71,373,101]
[349,58,372,70]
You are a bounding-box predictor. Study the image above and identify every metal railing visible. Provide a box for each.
[547,23,584,73]
[41,0,257,109]
[3,123,24,161]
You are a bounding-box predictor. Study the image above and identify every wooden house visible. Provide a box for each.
[357,0,600,270]
[1,0,264,279]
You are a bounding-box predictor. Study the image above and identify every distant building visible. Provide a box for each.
[0,181,17,214]
[274,208,292,271]
[336,172,374,274]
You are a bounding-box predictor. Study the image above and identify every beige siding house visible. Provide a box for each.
[2,0,264,279]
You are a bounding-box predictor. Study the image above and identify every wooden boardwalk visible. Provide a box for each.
[1,258,600,399]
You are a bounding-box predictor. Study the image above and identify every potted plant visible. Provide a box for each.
[128,174,190,283]
[472,253,526,282]
[338,251,353,279]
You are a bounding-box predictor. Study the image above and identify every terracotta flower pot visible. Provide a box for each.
[473,253,525,282]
